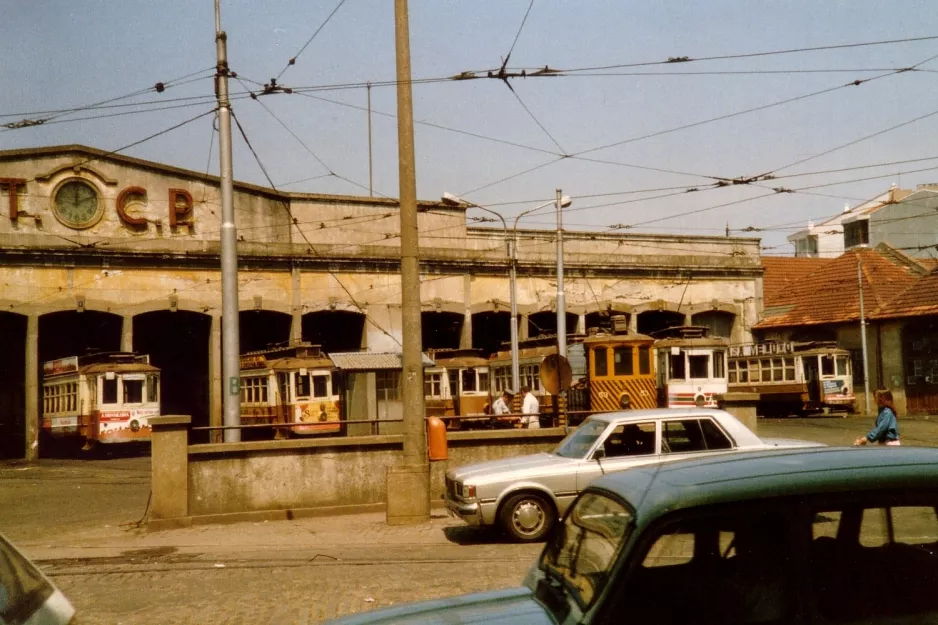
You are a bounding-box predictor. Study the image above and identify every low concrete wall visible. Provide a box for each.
[149,418,567,527]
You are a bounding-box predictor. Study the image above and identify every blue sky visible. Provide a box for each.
[3,1,938,254]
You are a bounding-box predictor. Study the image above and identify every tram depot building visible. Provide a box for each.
[1,144,935,459]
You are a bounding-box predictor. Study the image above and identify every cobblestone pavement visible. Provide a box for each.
[2,416,936,624]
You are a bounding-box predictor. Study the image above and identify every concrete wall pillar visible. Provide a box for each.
[460,274,472,349]
[121,314,134,352]
[290,266,302,343]
[149,415,191,525]
[208,314,222,443]
[24,314,38,462]
[576,314,586,335]
[519,314,529,341]
[628,313,638,334]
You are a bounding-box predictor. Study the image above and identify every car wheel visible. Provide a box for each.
[500,492,555,542]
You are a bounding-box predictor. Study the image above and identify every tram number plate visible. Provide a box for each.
[596,391,610,399]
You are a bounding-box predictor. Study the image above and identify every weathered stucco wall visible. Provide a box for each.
[185,429,567,518]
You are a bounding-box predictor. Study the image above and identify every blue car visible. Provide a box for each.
[328,446,938,624]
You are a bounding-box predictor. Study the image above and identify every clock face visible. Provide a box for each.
[53,180,102,229]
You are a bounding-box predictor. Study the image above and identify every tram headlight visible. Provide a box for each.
[619,393,631,409]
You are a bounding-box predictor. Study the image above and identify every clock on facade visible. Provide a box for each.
[52,179,102,229]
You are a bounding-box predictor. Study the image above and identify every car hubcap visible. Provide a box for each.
[513,500,544,535]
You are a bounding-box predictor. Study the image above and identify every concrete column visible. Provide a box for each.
[208,314,222,443]
[121,314,134,352]
[290,265,302,343]
[460,274,472,349]
[519,314,529,341]
[24,314,39,462]
[148,415,191,527]
[576,314,586,335]
[628,313,638,334]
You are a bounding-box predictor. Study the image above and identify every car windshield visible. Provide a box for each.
[554,419,608,458]
[539,491,633,612]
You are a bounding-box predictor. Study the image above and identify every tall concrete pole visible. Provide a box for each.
[857,258,872,414]
[387,0,429,525]
[509,237,521,392]
[215,0,241,442]
[555,188,566,360]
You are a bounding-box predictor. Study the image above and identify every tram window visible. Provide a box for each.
[102,377,118,404]
[688,355,709,379]
[772,358,784,382]
[670,352,686,380]
[728,364,736,384]
[713,352,725,379]
[748,360,760,382]
[425,372,443,398]
[737,360,748,383]
[123,378,144,404]
[761,359,771,382]
[278,373,290,403]
[478,370,489,393]
[784,358,796,381]
[639,346,650,375]
[614,347,634,376]
[312,374,329,398]
[822,355,835,376]
[462,369,477,392]
[295,373,310,398]
[331,371,342,397]
[836,356,849,376]
[147,375,159,403]
[594,347,609,377]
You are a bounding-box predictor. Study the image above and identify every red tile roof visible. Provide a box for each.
[871,269,938,319]
[761,256,834,308]
[756,248,921,328]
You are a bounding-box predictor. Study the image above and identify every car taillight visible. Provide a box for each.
[466,485,476,498]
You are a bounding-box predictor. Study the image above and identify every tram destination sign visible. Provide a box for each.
[728,342,794,358]
[42,356,79,376]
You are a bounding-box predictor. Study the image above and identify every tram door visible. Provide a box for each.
[448,370,460,415]
[803,357,821,402]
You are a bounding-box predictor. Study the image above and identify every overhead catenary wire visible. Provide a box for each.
[275,0,350,81]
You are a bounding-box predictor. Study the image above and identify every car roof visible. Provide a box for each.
[589,446,938,525]
[587,408,730,423]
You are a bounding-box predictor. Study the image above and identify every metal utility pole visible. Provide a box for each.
[555,188,566,360]
[509,237,521,393]
[387,0,429,525]
[215,0,241,442]
[367,82,373,197]
[857,258,872,414]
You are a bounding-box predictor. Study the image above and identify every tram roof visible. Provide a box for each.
[329,351,436,371]
[582,332,654,345]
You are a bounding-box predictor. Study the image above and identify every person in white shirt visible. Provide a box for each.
[521,386,540,429]
[491,391,512,416]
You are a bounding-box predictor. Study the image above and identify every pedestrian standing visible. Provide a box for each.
[492,390,513,416]
[854,388,900,446]
[521,386,540,429]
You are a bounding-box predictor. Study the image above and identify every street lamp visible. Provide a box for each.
[441,192,572,394]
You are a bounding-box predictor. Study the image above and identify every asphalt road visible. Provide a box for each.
[2,415,936,624]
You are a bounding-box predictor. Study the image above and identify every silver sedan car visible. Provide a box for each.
[444,408,821,542]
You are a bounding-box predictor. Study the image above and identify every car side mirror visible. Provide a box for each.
[593,446,606,461]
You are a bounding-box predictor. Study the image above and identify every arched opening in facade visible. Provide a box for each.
[239,310,292,354]
[691,310,736,338]
[584,311,630,334]
[527,311,579,339]
[38,310,123,456]
[637,310,685,336]
[0,312,26,459]
[472,311,510,358]
[39,310,122,363]
[134,311,211,442]
[302,310,366,353]
[421,311,463,351]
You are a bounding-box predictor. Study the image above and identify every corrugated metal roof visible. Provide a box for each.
[329,352,435,371]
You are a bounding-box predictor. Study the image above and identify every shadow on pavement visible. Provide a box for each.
[443,524,514,546]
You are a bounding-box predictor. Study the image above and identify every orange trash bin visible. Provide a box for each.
[427,416,448,461]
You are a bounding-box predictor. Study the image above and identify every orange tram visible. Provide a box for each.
[239,342,343,437]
